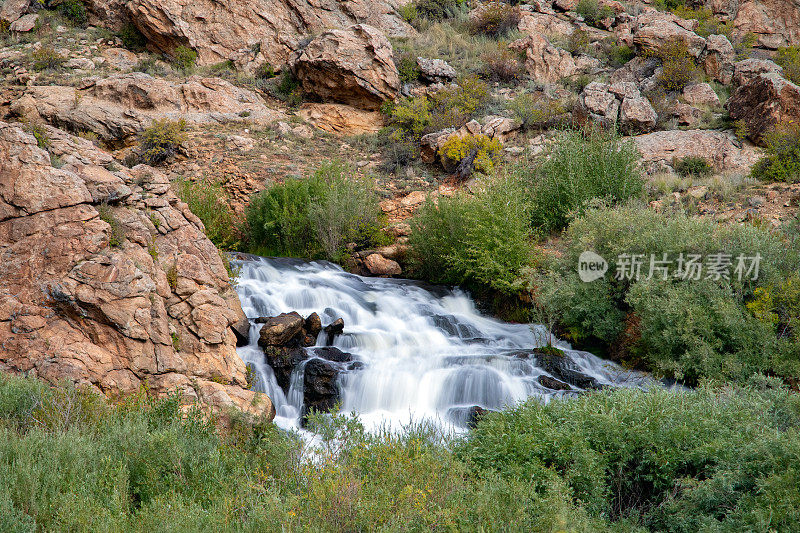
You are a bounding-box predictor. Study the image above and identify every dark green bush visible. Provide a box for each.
[506,93,567,131]
[246,162,386,262]
[54,0,87,26]
[395,51,421,83]
[656,39,698,91]
[31,47,65,71]
[461,378,800,530]
[409,175,535,293]
[674,155,712,177]
[413,0,466,22]
[532,205,799,384]
[172,45,198,72]
[575,0,615,27]
[775,45,800,84]
[751,123,800,183]
[174,177,240,250]
[118,22,147,51]
[136,118,187,165]
[521,129,643,232]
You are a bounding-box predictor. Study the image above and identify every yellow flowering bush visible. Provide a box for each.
[439,133,502,175]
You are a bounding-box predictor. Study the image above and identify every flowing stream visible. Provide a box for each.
[234,255,650,432]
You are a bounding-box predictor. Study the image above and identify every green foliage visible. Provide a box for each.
[673,5,734,39]
[468,3,521,38]
[256,62,276,80]
[439,133,503,176]
[575,0,615,28]
[97,203,126,248]
[460,379,800,530]
[118,22,147,51]
[608,43,635,67]
[53,0,88,26]
[413,0,466,22]
[750,122,800,183]
[409,175,534,293]
[31,47,65,71]
[133,55,169,77]
[507,93,567,131]
[172,45,198,72]
[428,75,491,130]
[395,51,421,82]
[274,70,303,107]
[775,45,800,85]
[532,205,799,384]
[28,123,50,149]
[480,43,525,82]
[397,2,419,24]
[566,27,590,55]
[246,162,386,262]
[674,155,712,177]
[522,129,643,232]
[173,177,240,250]
[137,118,187,166]
[655,39,698,91]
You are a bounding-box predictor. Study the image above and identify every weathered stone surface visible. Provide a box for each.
[363,253,402,276]
[258,312,304,347]
[727,73,800,145]
[510,33,600,83]
[683,83,721,106]
[290,24,400,110]
[620,96,657,134]
[7,73,284,142]
[416,57,457,83]
[732,58,784,86]
[632,10,706,58]
[0,121,272,419]
[85,0,414,68]
[729,0,800,49]
[632,129,762,173]
[518,11,576,37]
[298,103,384,134]
[0,0,29,23]
[101,47,140,71]
[9,12,35,31]
[701,34,735,85]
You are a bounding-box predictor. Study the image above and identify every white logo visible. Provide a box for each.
[578,251,608,282]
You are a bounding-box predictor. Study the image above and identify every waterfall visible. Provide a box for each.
[234,255,650,432]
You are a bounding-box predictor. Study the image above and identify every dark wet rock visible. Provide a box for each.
[534,350,602,390]
[263,346,307,392]
[448,405,496,429]
[305,312,322,338]
[231,316,250,347]
[304,358,341,413]
[324,318,345,345]
[538,375,573,391]
[310,346,353,363]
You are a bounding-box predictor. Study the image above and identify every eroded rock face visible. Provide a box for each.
[732,58,784,86]
[290,24,400,110]
[298,103,384,135]
[0,0,30,23]
[579,81,657,133]
[84,0,413,68]
[6,73,284,143]
[727,73,800,145]
[701,34,735,85]
[730,0,800,49]
[632,10,706,58]
[510,33,600,83]
[0,121,272,420]
[632,129,762,173]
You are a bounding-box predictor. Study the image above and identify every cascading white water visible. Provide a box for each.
[234,255,650,432]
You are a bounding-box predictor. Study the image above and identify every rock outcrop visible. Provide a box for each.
[290,24,400,111]
[632,10,706,58]
[84,0,414,68]
[298,103,384,135]
[510,33,600,83]
[727,73,800,145]
[632,129,762,173]
[7,73,283,143]
[0,121,273,419]
[580,81,657,133]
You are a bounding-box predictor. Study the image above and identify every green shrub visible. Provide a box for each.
[750,122,800,183]
[507,93,567,131]
[174,177,240,250]
[532,205,799,383]
[575,0,615,28]
[246,162,386,262]
[133,55,169,77]
[28,123,50,149]
[673,5,734,39]
[608,43,635,67]
[97,203,126,248]
[136,118,187,165]
[118,22,147,51]
[395,51,421,83]
[413,0,466,22]
[566,28,590,55]
[461,379,800,529]
[775,45,800,85]
[172,45,198,72]
[31,47,65,71]
[522,129,643,232]
[428,75,491,130]
[409,174,534,293]
[439,132,503,177]
[54,0,88,26]
[398,2,419,24]
[655,39,698,91]
[274,70,303,107]
[468,2,521,38]
[674,155,712,177]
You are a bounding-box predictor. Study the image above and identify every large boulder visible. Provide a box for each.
[84,0,413,68]
[632,10,707,58]
[289,24,400,111]
[6,73,283,142]
[632,129,762,174]
[298,103,384,135]
[0,0,29,23]
[509,33,600,83]
[730,0,800,49]
[732,58,784,86]
[700,34,735,85]
[0,121,273,420]
[579,81,656,133]
[727,73,800,145]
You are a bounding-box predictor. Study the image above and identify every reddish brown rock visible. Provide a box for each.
[0,121,272,420]
[298,103,384,134]
[364,253,402,276]
[727,72,800,145]
[290,24,400,111]
[510,33,600,83]
[631,129,762,174]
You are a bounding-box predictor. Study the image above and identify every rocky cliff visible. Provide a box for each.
[0,120,273,419]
